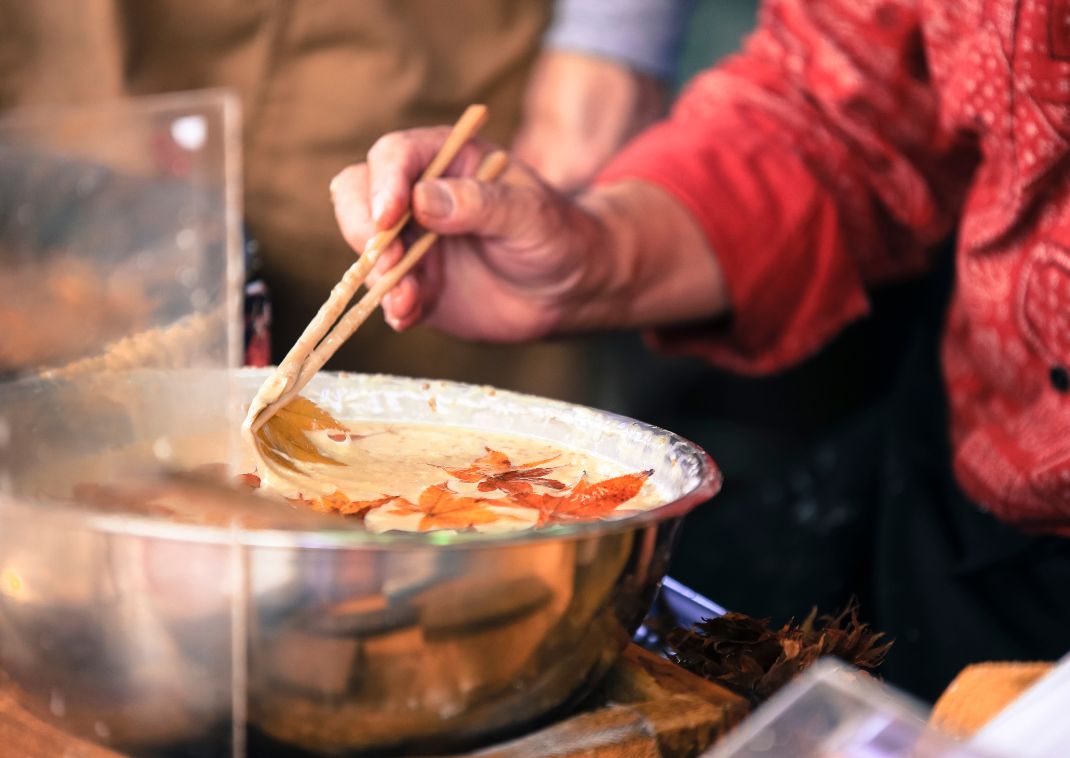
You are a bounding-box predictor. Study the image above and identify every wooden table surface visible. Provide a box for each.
[0,678,123,758]
[0,646,748,758]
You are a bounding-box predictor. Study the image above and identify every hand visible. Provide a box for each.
[330,128,727,342]
[330,128,608,343]
[513,50,667,194]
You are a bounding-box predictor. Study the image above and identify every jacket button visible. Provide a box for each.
[1051,366,1070,394]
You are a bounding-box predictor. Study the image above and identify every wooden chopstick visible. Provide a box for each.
[245,106,489,433]
[290,150,510,392]
[245,107,504,433]
[338,104,490,301]
[361,104,489,260]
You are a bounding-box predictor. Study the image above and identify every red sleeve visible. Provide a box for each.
[598,0,974,375]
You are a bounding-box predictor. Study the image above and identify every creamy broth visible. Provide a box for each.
[254,421,663,534]
[36,420,663,534]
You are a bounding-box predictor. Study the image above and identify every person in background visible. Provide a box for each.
[516,0,689,194]
[331,0,1070,700]
[0,0,692,393]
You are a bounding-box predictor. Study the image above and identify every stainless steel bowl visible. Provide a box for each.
[0,369,720,755]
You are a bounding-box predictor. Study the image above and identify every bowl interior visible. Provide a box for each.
[0,368,721,546]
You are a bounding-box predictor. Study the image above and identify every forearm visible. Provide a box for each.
[586,1,968,373]
[560,180,729,332]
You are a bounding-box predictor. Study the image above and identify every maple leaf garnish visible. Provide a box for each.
[236,473,262,489]
[314,489,353,514]
[440,448,565,495]
[339,495,396,518]
[300,489,396,519]
[511,470,652,524]
[388,482,516,531]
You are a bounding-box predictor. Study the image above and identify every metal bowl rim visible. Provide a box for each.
[3,369,722,550]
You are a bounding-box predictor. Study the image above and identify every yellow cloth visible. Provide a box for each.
[931,661,1053,738]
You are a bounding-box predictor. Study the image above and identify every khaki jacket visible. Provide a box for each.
[0,0,592,399]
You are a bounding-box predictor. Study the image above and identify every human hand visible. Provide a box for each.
[512,50,667,194]
[329,127,610,343]
[331,125,727,343]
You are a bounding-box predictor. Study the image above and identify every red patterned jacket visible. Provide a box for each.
[601,0,1070,535]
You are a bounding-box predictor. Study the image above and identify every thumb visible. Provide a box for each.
[412,178,538,238]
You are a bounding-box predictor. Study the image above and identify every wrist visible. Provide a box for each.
[558,180,729,333]
[553,186,642,333]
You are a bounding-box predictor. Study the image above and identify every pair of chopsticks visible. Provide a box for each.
[244,105,505,435]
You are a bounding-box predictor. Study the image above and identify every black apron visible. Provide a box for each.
[664,247,1070,702]
[872,271,1070,701]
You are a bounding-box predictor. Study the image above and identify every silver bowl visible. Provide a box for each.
[0,369,720,755]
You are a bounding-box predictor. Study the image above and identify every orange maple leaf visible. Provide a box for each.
[440,448,565,495]
[294,489,396,519]
[236,472,262,489]
[511,470,653,525]
[390,482,515,531]
[339,494,397,518]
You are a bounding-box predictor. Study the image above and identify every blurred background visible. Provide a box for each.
[0,0,932,624]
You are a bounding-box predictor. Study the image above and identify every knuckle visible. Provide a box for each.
[336,162,366,183]
[510,186,551,235]
[331,163,367,197]
[366,133,404,165]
